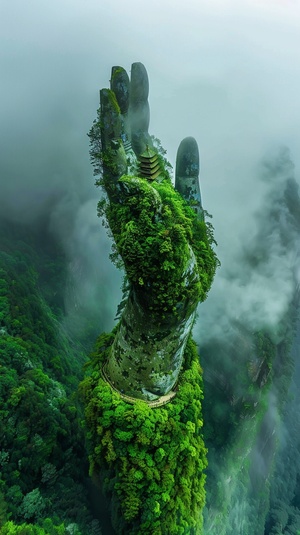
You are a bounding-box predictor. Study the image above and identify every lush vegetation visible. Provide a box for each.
[88,95,218,318]
[0,519,68,535]
[97,174,218,319]
[81,333,207,534]
[0,221,102,535]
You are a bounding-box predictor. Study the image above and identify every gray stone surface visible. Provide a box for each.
[175,136,204,219]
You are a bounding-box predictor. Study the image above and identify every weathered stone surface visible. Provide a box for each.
[130,62,149,102]
[175,136,203,219]
[110,66,131,149]
[110,66,130,115]
[129,62,152,156]
[100,88,127,185]
[100,88,122,147]
[105,277,197,400]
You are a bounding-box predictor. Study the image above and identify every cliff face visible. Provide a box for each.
[201,151,300,535]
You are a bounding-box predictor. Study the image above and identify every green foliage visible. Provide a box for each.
[88,99,219,318]
[19,490,45,521]
[0,518,67,534]
[81,334,207,534]
[88,107,103,179]
[99,174,218,318]
[0,222,100,535]
[150,135,173,181]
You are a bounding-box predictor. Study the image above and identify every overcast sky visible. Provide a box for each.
[1,0,300,329]
[2,0,300,216]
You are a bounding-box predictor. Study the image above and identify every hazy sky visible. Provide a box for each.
[2,0,300,216]
[2,0,300,217]
[1,0,300,329]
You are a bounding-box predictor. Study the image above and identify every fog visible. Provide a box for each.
[1,1,300,532]
[2,2,300,252]
[3,1,300,224]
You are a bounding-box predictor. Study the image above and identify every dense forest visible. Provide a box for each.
[0,218,106,534]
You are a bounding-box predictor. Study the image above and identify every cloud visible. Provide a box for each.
[196,147,300,347]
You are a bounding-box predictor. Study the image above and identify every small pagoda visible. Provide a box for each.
[139,146,161,180]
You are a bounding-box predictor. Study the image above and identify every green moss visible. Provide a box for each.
[111,67,124,85]
[80,335,207,535]
[100,174,218,318]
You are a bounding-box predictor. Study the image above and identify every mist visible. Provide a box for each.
[1,0,300,532]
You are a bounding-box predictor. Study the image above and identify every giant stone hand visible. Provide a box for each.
[89,62,217,401]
